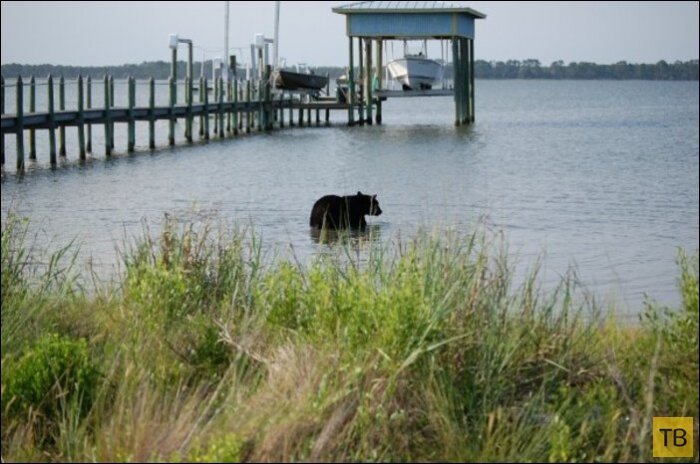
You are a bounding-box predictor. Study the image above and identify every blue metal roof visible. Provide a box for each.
[332,1,485,39]
[333,1,486,18]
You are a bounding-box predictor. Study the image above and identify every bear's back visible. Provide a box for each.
[309,195,346,228]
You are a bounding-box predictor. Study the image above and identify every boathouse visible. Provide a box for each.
[332,1,486,126]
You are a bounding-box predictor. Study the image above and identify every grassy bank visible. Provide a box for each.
[1,213,697,462]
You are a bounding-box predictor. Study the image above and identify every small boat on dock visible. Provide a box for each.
[274,68,328,92]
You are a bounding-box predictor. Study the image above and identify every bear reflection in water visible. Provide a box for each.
[309,191,382,230]
[309,223,382,245]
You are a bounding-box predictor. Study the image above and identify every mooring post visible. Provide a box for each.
[86,76,92,153]
[452,39,461,126]
[198,76,204,137]
[239,84,244,131]
[104,75,112,156]
[279,92,284,127]
[265,65,272,131]
[245,80,251,133]
[148,78,155,149]
[461,38,468,124]
[364,38,373,125]
[48,75,56,164]
[109,76,115,148]
[218,77,225,137]
[233,77,239,135]
[59,76,66,156]
[185,76,192,142]
[469,38,475,122]
[168,76,175,145]
[348,37,355,126]
[29,76,36,160]
[77,75,86,160]
[203,78,210,140]
[358,37,365,126]
[127,76,135,152]
[15,77,24,171]
[213,78,219,135]
[226,77,232,133]
[376,39,383,125]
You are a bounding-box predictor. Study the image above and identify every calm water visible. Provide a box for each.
[2,80,698,314]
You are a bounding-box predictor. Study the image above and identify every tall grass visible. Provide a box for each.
[1,212,697,462]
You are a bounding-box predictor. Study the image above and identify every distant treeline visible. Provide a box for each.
[1,59,698,81]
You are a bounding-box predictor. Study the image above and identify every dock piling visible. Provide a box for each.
[29,76,36,160]
[77,75,86,159]
[59,76,66,156]
[104,75,112,156]
[15,77,24,171]
[48,75,57,164]
[127,76,135,152]
[149,78,155,149]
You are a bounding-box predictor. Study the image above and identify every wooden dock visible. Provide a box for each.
[0,72,370,172]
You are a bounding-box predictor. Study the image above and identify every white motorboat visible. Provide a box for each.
[387,54,443,90]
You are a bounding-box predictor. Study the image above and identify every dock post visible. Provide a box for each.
[279,93,284,127]
[48,75,57,164]
[168,77,175,145]
[59,76,66,156]
[86,77,92,153]
[15,77,24,171]
[325,108,330,126]
[77,75,86,160]
[203,78,210,140]
[185,76,192,142]
[289,98,294,127]
[29,76,36,160]
[149,78,156,149]
[233,78,239,135]
[315,108,320,126]
[256,76,263,132]
[358,37,365,126]
[245,80,251,133]
[348,37,355,126]
[109,76,115,148]
[266,65,273,131]
[198,77,204,137]
[127,76,135,152]
[376,39,383,124]
[218,77,225,137]
[307,107,311,126]
[104,76,112,156]
[364,38,373,125]
[213,78,219,135]
[226,77,232,133]
[452,39,461,126]
[469,38,475,122]
[298,107,303,127]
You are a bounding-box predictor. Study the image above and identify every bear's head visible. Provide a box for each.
[357,191,382,216]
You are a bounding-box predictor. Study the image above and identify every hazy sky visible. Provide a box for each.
[1,1,698,67]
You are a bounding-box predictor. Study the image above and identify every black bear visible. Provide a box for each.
[309,191,382,229]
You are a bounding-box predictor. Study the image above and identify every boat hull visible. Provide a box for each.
[387,56,443,90]
[274,70,328,91]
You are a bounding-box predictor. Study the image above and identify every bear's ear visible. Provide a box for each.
[357,191,363,196]
[372,194,377,199]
